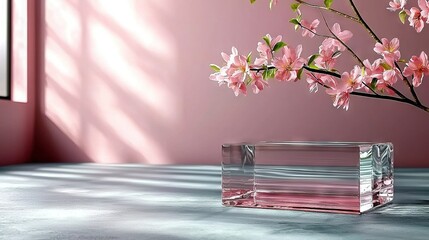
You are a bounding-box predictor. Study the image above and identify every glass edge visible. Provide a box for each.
[222,141,393,148]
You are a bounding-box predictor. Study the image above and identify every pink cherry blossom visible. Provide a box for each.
[272,45,306,81]
[418,0,429,20]
[250,72,268,94]
[210,47,240,86]
[226,49,249,83]
[332,92,351,110]
[301,19,320,38]
[375,82,396,95]
[363,59,384,82]
[361,59,398,95]
[229,81,247,96]
[221,47,238,65]
[409,7,426,32]
[210,47,250,96]
[209,68,228,86]
[255,34,282,66]
[373,38,401,66]
[403,51,429,87]
[343,66,364,90]
[325,66,363,111]
[306,73,335,93]
[326,81,352,110]
[387,0,407,11]
[227,57,250,96]
[306,73,319,93]
[321,23,353,52]
[382,68,401,85]
[315,45,339,70]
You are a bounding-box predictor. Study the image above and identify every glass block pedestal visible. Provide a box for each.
[222,142,394,214]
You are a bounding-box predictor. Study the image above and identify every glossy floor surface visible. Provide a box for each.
[0,164,428,240]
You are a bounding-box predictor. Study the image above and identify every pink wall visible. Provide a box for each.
[0,0,35,166]
[33,0,429,167]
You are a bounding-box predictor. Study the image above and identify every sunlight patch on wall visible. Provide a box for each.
[87,78,169,163]
[45,37,80,97]
[45,0,82,52]
[86,14,178,122]
[42,0,178,163]
[89,0,176,62]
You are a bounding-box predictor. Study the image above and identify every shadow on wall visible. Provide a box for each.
[35,0,181,163]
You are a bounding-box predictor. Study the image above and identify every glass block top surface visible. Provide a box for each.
[222,141,394,214]
[223,141,385,147]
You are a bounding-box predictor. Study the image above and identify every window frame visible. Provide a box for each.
[0,0,11,100]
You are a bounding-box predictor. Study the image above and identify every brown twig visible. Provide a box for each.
[295,0,359,23]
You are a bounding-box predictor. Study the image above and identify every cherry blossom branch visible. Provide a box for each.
[309,73,401,101]
[250,66,276,72]
[350,91,416,107]
[347,0,422,105]
[310,72,428,111]
[321,8,416,102]
[395,61,422,104]
[250,65,341,78]
[321,14,364,67]
[294,0,359,23]
[211,1,429,113]
[248,64,429,112]
[386,85,408,100]
[299,15,381,97]
[302,65,340,78]
[298,23,332,39]
[300,0,422,106]
[319,14,383,96]
[347,0,381,43]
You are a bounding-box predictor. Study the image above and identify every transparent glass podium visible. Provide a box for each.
[222,142,394,214]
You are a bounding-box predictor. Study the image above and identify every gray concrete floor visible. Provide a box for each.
[0,164,428,240]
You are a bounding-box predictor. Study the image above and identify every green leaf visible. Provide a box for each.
[210,64,221,72]
[266,68,276,79]
[324,0,333,9]
[290,18,301,31]
[289,18,300,25]
[291,3,300,12]
[297,68,304,80]
[262,70,268,80]
[262,35,271,47]
[272,41,287,52]
[250,0,257,4]
[307,54,319,66]
[370,78,378,90]
[247,52,252,63]
[380,62,392,70]
[245,76,253,85]
[399,10,407,24]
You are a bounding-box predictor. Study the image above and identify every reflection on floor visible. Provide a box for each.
[0,164,428,240]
